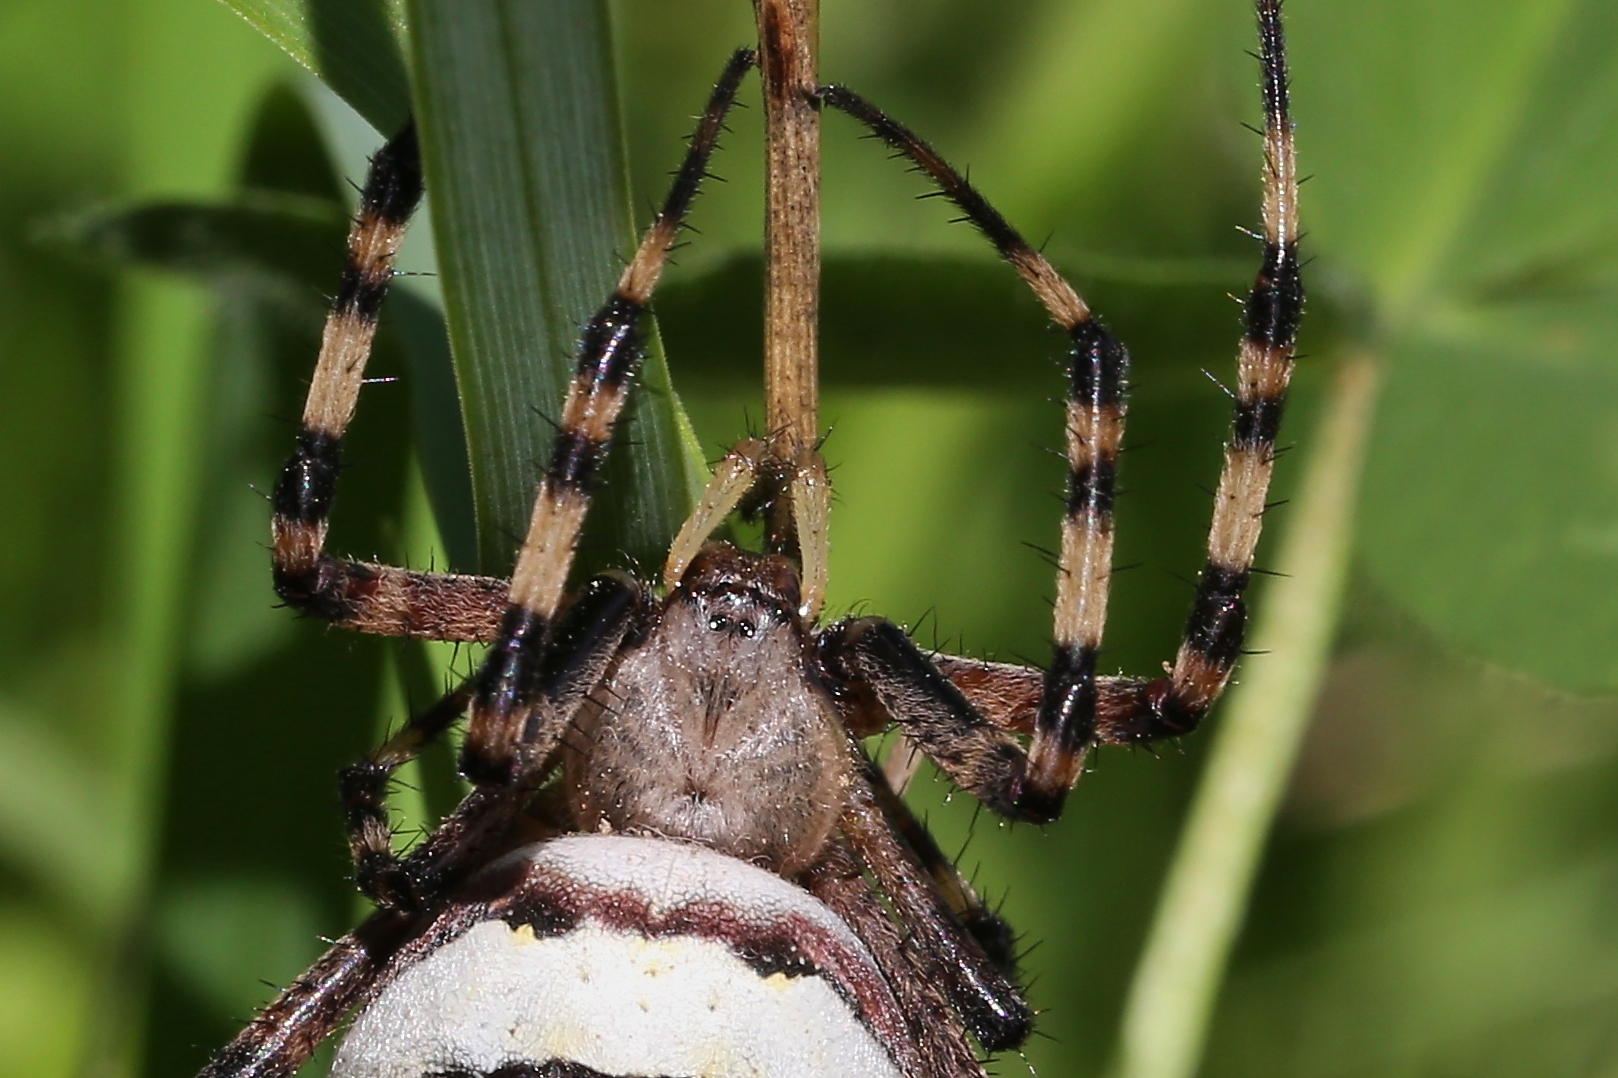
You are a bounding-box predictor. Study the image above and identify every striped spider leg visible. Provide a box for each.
[199,50,758,1078]
[815,0,1302,821]
[219,38,1016,1077]
[270,123,509,643]
[338,43,766,915]
[200,1,1301,1075]
[225,34,1022,1073]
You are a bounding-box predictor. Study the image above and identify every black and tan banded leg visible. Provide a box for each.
[802,839,980,1078]
[1132,0,1302,738]
[868,765,1019,978]
[461,48,757,787]
[921,0,1303,749]
[819,0,1299,816]
[823,661,1021,975]
[825,620,1268,815]
[339,675,475,909]
[839,759,1033,1054]
[347,571,649,911]
[932,655,1209,750]
[818,85,1128,821]
[270,120,510,642]
[197,909,415,1078]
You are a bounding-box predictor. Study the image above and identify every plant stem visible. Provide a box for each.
[753,0,820,547]
[1111,354,1381,1078]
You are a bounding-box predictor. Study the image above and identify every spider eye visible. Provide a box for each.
[738,620,756,639]
[708,615,729,632]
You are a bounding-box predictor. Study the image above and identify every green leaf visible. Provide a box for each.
[42,193,481,572]
[0,700,119,924]
[407,0,702,576]
[243,78,482,571]
[389,288,480,572]
[217,0,413,133]
[42,193,347,292]
[1363,312,1618,693]
[1294,0,1618,692]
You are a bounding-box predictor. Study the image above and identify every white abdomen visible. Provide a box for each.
[332,836,906,1078]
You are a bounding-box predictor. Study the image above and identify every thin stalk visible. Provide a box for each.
[753,0,820,548]
[1111,354,1382,1078]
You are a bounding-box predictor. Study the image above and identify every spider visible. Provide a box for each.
[200,2,1301,1076]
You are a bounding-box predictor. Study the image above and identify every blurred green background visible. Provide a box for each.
[2,0,1617,1076]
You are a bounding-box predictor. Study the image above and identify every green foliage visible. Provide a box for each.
[406,0,704,575]
[1300,0,1618,695]
[1,2,1615,1078]
[220,0,412,131]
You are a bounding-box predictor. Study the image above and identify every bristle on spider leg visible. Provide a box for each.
[271,121,422,595]
[818,82,1135,822]
[465,50,755,787]
[1147,0,1303,736]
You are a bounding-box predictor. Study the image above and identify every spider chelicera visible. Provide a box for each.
[199,2,1302,1076]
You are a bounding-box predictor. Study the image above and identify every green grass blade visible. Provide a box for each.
[407,0,700,575]
[391,288,480,571]
[217,0,412,132]
[1112,356,1381,1078]
[43,194,347,284]
[46,191,481,572]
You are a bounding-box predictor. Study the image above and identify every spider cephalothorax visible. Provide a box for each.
[564,543,850,876]
[200,3,1301,1076]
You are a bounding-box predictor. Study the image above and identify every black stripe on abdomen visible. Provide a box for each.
[432,1063,691,1078]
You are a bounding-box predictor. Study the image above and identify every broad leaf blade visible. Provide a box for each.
[1294,0,1579,313]
[1295,0,1618,692]
[407,0,701,576]
[1364,313,1618,692]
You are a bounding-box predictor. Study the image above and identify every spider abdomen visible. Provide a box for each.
[565,544,849,876]
[331,836,906,1078]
